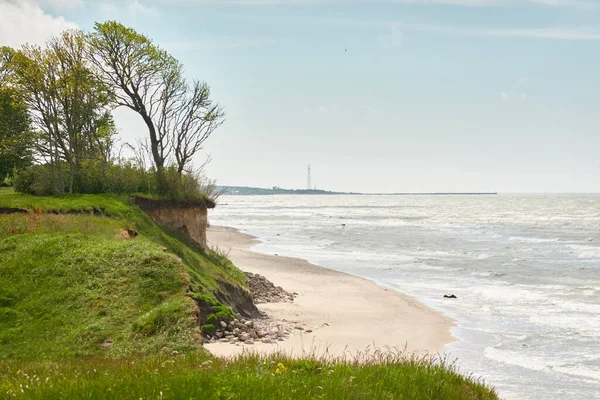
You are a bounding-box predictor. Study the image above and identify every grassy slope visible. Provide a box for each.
[0,191,244,361]
[1,352,498,400]
[0,187,498,399]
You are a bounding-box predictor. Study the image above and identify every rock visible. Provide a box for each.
[244,320,254,328]
[269,327,279,335]
[220,321,227,328]
[294,326,303,330]
[233,328,241,336]
[262,338,276,344]
[245,272,297,304]
[305,330,313,333]
[245,339,254,345]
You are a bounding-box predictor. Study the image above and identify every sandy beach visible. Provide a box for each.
[205,226,455,359]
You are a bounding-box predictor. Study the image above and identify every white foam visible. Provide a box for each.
[509,236,561,244]
[565,244,600,259]
[484,347,549,372]
[552,365,600,382]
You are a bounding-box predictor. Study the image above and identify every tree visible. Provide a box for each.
[87,22,181,179]
[0,47,31,181]
[171,80,224,174]
[0,86,31,180]
[9,30,114,194]
[87,21,224,191]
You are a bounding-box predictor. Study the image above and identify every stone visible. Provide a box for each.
[244,320,254,328]
[262,338,276,344]
[245,339,255,345]
[220,321,227,328]
[269,327,279,335]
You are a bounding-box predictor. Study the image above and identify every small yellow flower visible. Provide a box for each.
[275,362,287,374]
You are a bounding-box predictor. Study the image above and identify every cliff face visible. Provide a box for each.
[145,207,209,247]
[134,197,213,248]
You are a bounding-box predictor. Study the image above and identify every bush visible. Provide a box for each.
[12,159,217,204]
[201,324,215,336]
[13,165,56,195]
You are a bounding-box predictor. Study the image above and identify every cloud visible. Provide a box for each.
[402,23,600,40]
[40,0,83,8]
[0,0,79,47]
[127,0,158,16]
[499,78,529,101]
[97,0,158,20]
[153,0,595,6]
[378,25,404,48]
[161,37,264,52]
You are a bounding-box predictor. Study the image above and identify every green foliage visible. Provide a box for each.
[0,351,499,400]
[200,324,215,336]
[12,164,55,195]
[7,30,115,194]
[12,161,215,204]
[0,193,248,361]
[0,85,31,180]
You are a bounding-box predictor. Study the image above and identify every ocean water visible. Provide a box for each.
[209,194,600,400]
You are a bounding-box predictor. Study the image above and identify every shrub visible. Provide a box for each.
[13,165,56,195]
[201,324,215,336]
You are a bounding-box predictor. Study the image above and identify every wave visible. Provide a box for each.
[509,236,561,244]
[485,347,600,382]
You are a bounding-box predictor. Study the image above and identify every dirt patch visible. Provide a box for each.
[116,228,138,240]
[214,280,261,319]
[0,207,29,215]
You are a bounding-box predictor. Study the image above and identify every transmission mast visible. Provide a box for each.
[307,165,312,190]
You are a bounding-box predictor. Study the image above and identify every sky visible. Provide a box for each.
[1,0,600,193]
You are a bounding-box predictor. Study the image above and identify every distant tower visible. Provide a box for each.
[307,165,312,190]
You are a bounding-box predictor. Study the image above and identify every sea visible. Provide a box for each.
[209,194,600,400]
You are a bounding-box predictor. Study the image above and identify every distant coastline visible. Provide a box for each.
[218,186,497,196]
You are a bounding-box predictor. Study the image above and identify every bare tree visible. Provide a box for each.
[171,80,224,174]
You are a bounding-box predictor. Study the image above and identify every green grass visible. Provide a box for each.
[0,191,499,399]
[0,351,498,400]
[0,193,247,361]
[0,187,14,196]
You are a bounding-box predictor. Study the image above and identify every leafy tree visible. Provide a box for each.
[87,21,223,191]
[9,30,114,194]
[0,86,31,180]
[87,22,180,177]
[0,47,31,181]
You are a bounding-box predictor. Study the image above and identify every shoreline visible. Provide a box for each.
[205,226,456,358]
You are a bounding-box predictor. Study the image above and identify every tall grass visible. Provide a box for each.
[0,350,498,400]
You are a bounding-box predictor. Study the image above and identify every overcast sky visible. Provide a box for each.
[2,0,600,193]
